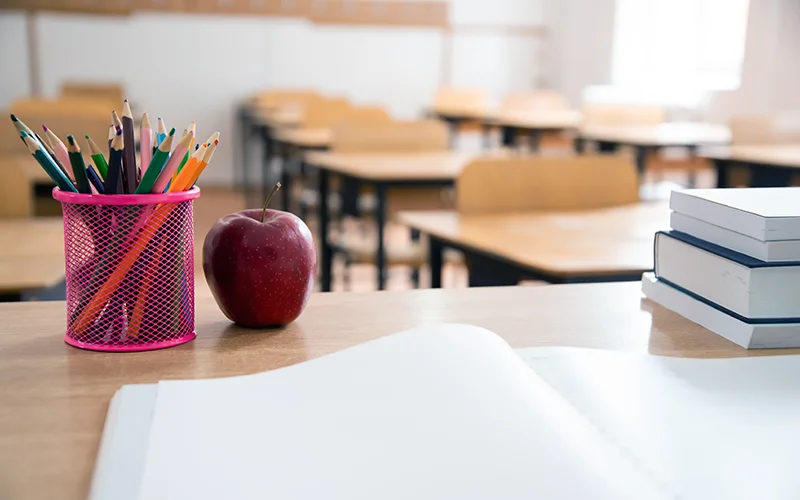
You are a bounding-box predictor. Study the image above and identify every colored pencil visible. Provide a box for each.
[202,131,220,147]
[156,117,167,146]
[21,132,76,192]
[35,132,69,177]
[121,100,137,193]
[107,124,115,149]
[66,135,92,194]
[86,165,105,194]
[171,139,218,192]
[10,114,37,146]
[85,135,109,180]
[140,112,152,178]
[42,125,74,180]
[151,130,193,194]
[105,129,124,194]
[174,122,196,181]
[135,128,176,194]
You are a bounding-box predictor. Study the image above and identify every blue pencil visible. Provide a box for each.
[20,132,77,192]
[86,165,106,194]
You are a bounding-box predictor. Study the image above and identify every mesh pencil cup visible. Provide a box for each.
[53,187,201,352]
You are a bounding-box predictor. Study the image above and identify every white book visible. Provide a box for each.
[654,231,800,319]
[670,187,800,241]
[670,211,800,262]
[642,273,800,348]
[90,323,800,500]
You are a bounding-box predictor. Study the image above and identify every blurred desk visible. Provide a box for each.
[702,144,800,187]
[576,123,731,177]
[0,218,65,299]
[484,109,582,150]
[397,203,668,287]
[304,151,498,291]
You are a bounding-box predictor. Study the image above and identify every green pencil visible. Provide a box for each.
[66,136,92,194]
[21,132,77,193]
[135,128,175,194]
[85,135,109,180]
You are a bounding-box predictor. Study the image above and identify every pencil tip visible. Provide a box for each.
[10,114,17,122]
[169,128,176,136]
[42,125,48,132]
[20,130,29,138]
[85,135,90,139]
[67,135,76,145]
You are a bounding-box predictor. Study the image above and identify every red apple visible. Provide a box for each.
[203,184,316,328]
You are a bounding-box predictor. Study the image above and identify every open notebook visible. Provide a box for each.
[91,324,800,500]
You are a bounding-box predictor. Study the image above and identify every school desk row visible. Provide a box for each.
[1,282,791,499]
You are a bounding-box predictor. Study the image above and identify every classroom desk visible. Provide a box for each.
[701,144,800,187]
[304,151,495,291]
[0,218,65,300]
[576,123,731,177]
[397,202,669,287]
[0,282,791,499]
[484,109,582,150]
[429,107,486,146]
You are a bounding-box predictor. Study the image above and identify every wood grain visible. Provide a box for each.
[579,123,730,146]
[397,203,669,277]
[0,283,793,499]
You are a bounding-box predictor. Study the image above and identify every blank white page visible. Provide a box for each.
[519,347,800,500]
[138,325,666,500]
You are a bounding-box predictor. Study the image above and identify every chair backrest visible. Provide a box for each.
[253,90,321,110]
[331,119,448,153]
[59,82,124,107]
[432,88,488,114]
[343,105,392,125]
[1,98,111,156]
[300,97,353,128]
[730,112,800,144]
[581,103,666,126]
[501,90,567,111]
[457,155,639,215]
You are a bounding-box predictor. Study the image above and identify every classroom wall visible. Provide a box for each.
[0,0,546,187]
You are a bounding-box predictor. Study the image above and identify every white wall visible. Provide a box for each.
[0,1,545,186]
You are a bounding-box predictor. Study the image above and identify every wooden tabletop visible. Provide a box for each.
[0,218,64,292]
[304,151,506,182]
[578,122,731,146]
[250,106,304,128]
[1,282,792,499]
[701,144,800,168]
[273,127,332,148]
[485,109,582,130]
[397,203,669,278]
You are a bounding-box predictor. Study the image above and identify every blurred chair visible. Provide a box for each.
[59,82,124,106]
[581,103,666,126]
[0,98,110,217]
[457,155,639,215]
[299,97,353,128]
[431,88,488,115]
[329,120,451,289]
[730,112,800,144]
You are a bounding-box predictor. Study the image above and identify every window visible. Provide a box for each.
[612,0,750,92]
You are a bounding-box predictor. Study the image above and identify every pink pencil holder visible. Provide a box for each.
[53,187,201,352]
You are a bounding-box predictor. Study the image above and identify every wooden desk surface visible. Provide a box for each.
[251,106,304,128]
[485,109,582,130]
[273,127,332,148]
[579,122,730,146]
[397,203,669,277]
[1,282,791,499]
[0,218,64,292]
[701,144,800,168]
[304,151,504,181]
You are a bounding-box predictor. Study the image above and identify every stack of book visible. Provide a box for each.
[642,187,800,349]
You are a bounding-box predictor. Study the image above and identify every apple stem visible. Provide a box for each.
[260,182,281,223]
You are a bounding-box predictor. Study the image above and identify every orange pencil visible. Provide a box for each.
[170,140,217,192]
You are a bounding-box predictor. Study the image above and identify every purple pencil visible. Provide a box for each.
[121,100,137,193]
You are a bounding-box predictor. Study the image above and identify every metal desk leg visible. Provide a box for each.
[634,146,648,178]
[528,130,541,153]
[573,136,586,154]
[714,159,730,188]
[751,166,792,187]
[318,169,332,292]
[375,183,387,290]
[501,126,516,148]
[261,128,273,203]
[446,118,460,149]
[481,122,492,150]
[428,236,443,289]
[686,145,697,188]
[238,108,250,191]
[280,143,292,213]
[410,228,420,288]
[597,141,618,153]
